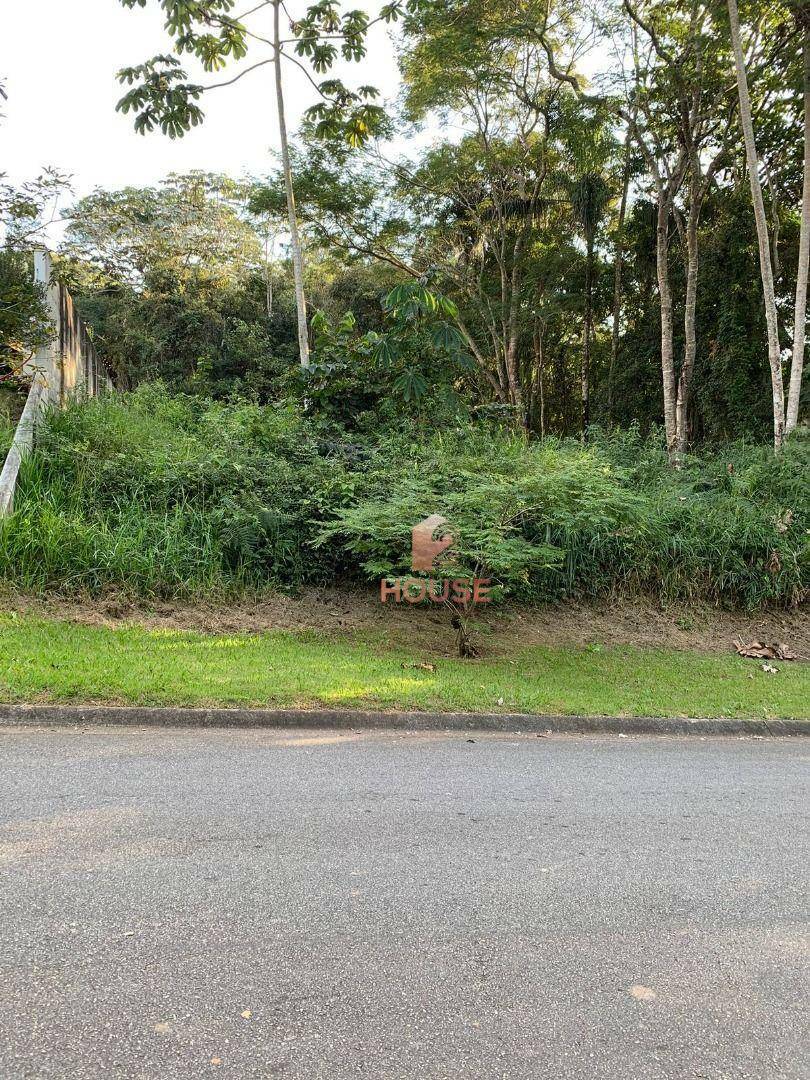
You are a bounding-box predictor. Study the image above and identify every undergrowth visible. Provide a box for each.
[0,384,806,607]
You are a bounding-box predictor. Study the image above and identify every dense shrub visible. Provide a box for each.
[0,386,806,606]
[325,423,809,607]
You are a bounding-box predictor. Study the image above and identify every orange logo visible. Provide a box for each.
[379,514,491,606]
[411,514,453,572]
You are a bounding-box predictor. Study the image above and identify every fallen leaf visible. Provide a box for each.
[240,1009,252,1020]
[735,638,796,661]
[735,638,770,658]
[773,643,797,660]
[628,984,657,1002]
[774,509,793,534]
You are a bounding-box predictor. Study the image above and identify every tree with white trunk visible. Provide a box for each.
[116,0,415,368]
[623,0,739,456]
[726,0,786,449]
[787,7,809,433]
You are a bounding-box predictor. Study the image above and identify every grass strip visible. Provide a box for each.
[0,614,807,719]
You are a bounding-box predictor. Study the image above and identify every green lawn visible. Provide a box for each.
[0,614,806,718]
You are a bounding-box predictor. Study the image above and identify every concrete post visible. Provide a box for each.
[0,381,43,515]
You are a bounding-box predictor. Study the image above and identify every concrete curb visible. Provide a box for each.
[0,704,807,736]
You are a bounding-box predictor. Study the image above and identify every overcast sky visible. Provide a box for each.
[1,0,403,198]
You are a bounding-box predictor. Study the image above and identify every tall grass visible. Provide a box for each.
[0,384,806,606]
[0,406,14,458]
[0,385,348,596]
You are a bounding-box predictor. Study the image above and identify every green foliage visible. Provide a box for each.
[117,55,204,138]
[0,250,52,380]
[323,423,809,607]
[0,168,71,248]
[0,168,70,384]
[0,386,355,596]
[298,283,474,424]
[115,0,425,146]
[56,0,810,446]
[610,188,803,439]
[60,174,292,394]
[0,388,805,606]
[62,174,261,286]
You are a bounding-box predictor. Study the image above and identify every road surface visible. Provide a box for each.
[0,726,807,1079]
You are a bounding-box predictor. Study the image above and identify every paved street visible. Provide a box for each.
[0,726,807,1079]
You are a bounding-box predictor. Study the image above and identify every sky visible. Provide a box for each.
[0,0,403,199]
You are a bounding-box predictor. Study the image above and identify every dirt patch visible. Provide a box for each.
[2,587,808,659]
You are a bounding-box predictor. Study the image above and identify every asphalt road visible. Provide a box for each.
[0,727,807,1080]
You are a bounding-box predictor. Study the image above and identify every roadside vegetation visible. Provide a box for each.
[0,2,807,713]
[0,386,806,607]
[0,614,807,719]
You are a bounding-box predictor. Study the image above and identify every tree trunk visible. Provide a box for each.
[788,22,810,434]
[533,323,546,436]
[273,0,309,368]
[539,359,545,437]
[582,235,593,435]
[727,0,785,448]
[264,230,273,318]
[676,195,700,454]
[455,314,507,401]
[505,233,526,421]
[608,130,632,426]
[655,191,678,454]
[505,333,523,418]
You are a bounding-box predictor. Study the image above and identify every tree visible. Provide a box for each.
[788,4,809,433]
[566,126,613,433]
[624,68,686,454]
[0,251,52,384]
[727,0,786,448]
[534,1,690,452]
[607,117,636,424]
[59,174,290,390]
[536,0,804,452]
[0,170,71,250]
[273,0,613,428]
[116,0,406,366]
[62,174,261,286]
[54,0,799,443]
[0,144,70,385]
[620,0,740,455]
[271,0,308,365]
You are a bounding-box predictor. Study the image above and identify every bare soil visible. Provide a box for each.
[2,587,808,660]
